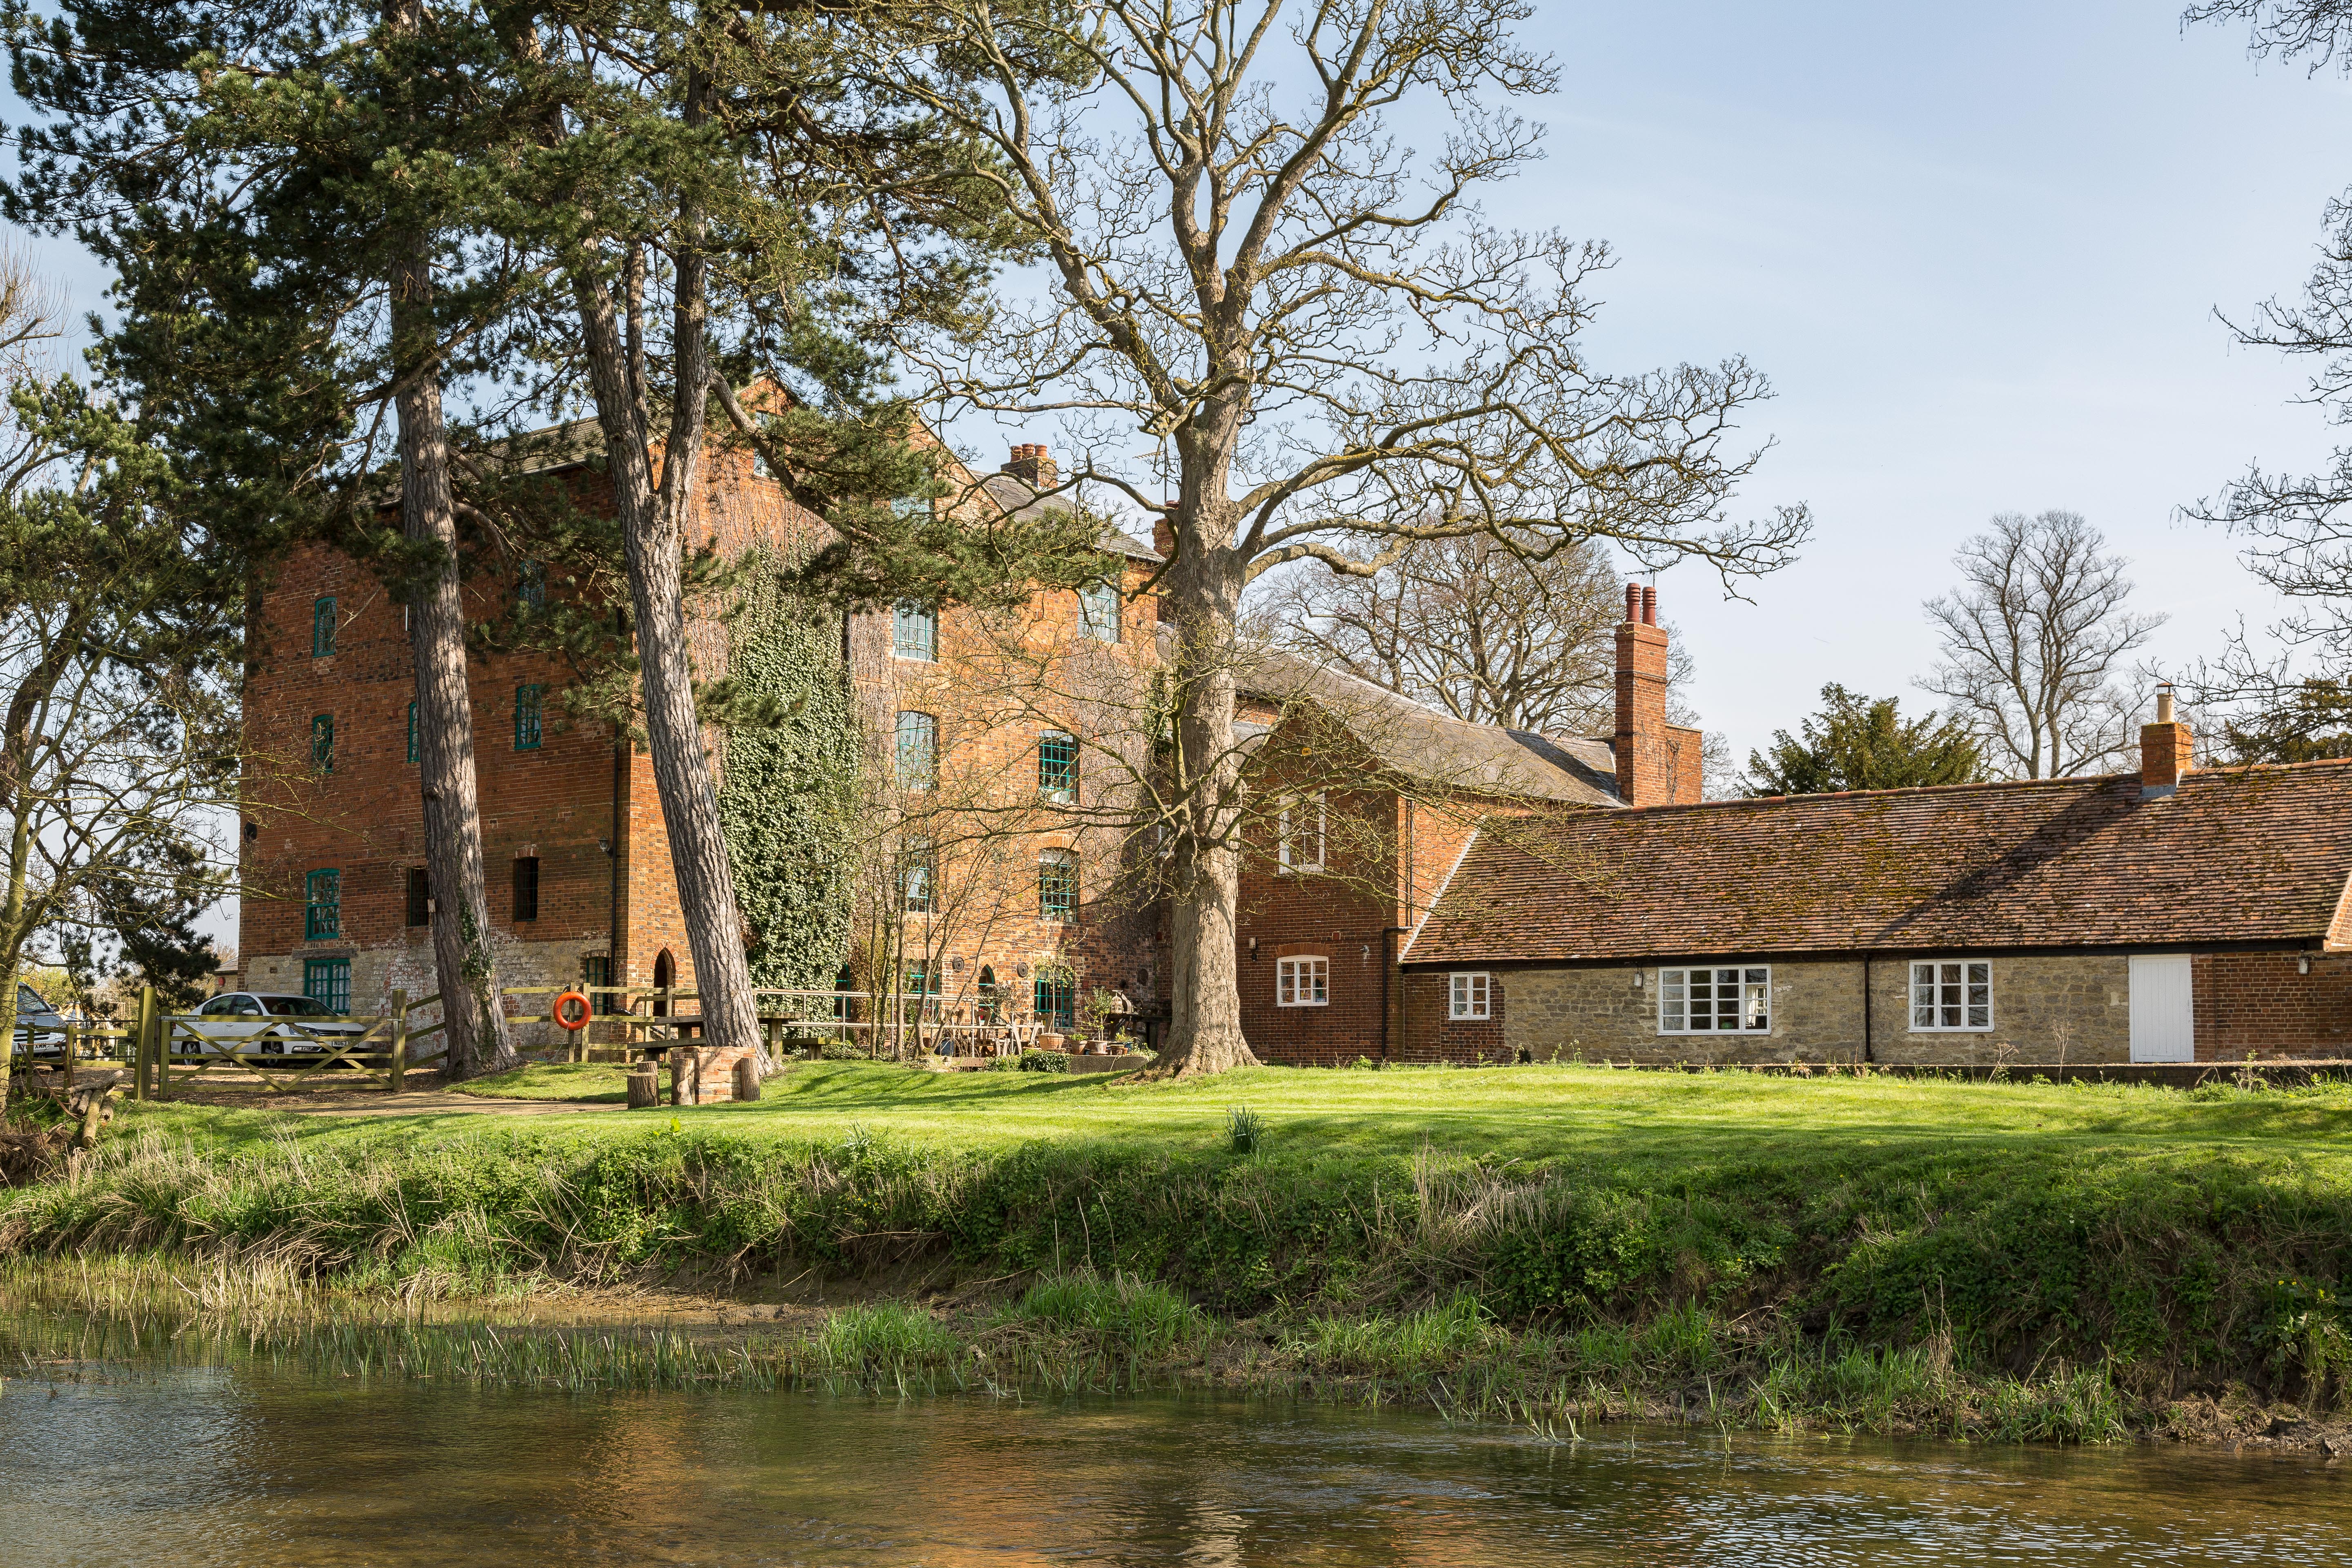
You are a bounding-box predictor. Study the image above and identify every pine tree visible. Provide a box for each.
[1745,685,1984,796]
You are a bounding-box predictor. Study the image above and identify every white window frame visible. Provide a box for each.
[1449,972,1490,1020]
[1658,966,1773,1034]
[1276,956,1330,1007]
[1909,959,1993,1032]
[1277,791,1327,874]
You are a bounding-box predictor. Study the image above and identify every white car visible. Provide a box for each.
[187,992,371,1057]
[12,983,69,1057]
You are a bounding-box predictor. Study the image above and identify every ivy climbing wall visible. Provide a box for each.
[717,557,861,990]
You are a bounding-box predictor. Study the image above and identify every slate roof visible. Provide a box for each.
[1402,758,2352,964]
[1230,647,1624,806]
[979,473,1162,561]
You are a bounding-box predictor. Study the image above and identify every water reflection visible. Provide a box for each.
[2,1345,2343,1566]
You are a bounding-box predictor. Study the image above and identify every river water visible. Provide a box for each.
[2,1331,2344,1566]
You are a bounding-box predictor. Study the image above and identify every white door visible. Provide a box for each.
[2129,956,2195,1063]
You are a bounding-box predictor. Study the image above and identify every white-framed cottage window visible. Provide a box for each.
[1911,960,1992,1031]
[1276,956,1329,1007]
[1659,967,1771,1033]
[1449,972,1490,1020]
[1277,792,1326,873]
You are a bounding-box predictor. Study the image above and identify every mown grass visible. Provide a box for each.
[445,1062,631,1102]
[6,1061,2352,1438]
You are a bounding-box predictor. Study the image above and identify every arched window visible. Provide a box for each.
[653,949,675,1016]
[895,711,938,789]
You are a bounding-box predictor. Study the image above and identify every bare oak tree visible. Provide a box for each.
[1918,511,2165,779]
[1255,533,1622,732]
[862,0,1809,1074]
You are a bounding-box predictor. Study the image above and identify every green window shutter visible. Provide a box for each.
[406,702,418,764]
[514,684,542,751]
[311,714,334,772]
[312,597,336,657]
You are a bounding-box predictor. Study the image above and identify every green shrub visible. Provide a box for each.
[988,1050,1070,1074]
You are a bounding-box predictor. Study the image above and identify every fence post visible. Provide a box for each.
[136,983,157,1100]
[389,988,407,1094]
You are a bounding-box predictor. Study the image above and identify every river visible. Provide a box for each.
[2,1323,2343,1566]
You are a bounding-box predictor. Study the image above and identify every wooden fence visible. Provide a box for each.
[13,981,912,1102]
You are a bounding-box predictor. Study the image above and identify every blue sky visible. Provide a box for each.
[1485,1,2352,764]
[13,2,2350,836]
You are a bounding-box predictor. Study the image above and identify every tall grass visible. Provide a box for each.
[5,1093,2350,1421]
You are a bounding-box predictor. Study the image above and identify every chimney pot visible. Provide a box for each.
[1641,585,1658,627]
[2155,683,2175,725]
[1625,582,1643,623]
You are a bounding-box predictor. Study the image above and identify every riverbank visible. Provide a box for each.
[3,1061,2349,1444]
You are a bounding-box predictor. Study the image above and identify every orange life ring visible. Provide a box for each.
[553,990,592,1031]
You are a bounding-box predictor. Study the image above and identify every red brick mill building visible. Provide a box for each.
[237,424,2352,1065]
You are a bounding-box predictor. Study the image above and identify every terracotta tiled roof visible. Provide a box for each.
[1243,648,1625,807]
[1402,759,2352,964]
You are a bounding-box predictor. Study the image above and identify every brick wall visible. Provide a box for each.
[2194,952,2352,1058]
[240,435,1170,1050]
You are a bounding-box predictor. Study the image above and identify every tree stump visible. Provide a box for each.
[732,1055,760,1102]
[626,1067,659,1110]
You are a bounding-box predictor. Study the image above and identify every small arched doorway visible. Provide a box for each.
[978,965,1000,1023]
[652,949,675,1016]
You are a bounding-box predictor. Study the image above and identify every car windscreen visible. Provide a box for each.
[261,996,331,1016]
[18,984,49,1013]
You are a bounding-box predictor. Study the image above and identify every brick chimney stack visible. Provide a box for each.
[1002,442,1059,492]
[1614,581,1674,808]
[2140,684,2193,800]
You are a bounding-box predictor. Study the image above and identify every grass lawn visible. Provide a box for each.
[155,1058,2352,1180]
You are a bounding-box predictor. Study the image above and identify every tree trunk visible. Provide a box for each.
[1150,430,1260,1078]
[565,216,760,1057]
[385,134,516,1079]
[0,777,33,1102]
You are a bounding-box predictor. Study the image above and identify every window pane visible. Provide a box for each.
[1967,1004,1990,1028]
[1039,850,1076,919]
[312,596,336,657]
[1040,733,1078,800]
[514,684,543,751]
[893,600,937,661]
[895,712,937,788]
[1967,963,1990,985]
